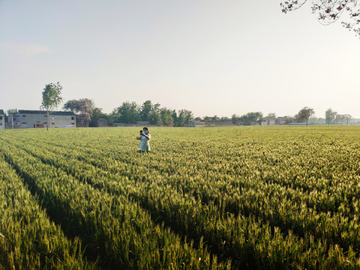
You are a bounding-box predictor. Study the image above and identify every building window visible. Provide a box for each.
[44,122,47,124]
[0,123,2,126]
[71,123,74,125]
[22,122,27,124]
[44,115,47,117]
[36,121,40,123]
[52,123,55,125]
[0,116,2,120]
[71,117,74,120]
[23,115,26,117]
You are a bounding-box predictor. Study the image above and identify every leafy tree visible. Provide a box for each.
[194,117,202,121]
[160,108,174,125]
[203,116,212,122]
[220,116,230,120]
[89,107,107,127]
[181,109,193,124]
[148,103,162,125]
[240,112,263,125]
[231,114,239,125]
[62,99,78,112]
[265,113,276,120]
[335,114,346,124]
[344,114,352,124]
[212,115,220,121]
[149,110,162,125]
[173,110,193,127]
[7,109,18,115]
[280,0,360,38]
[40,82,63,131]
[171,110,178,126]
[140,100,153,121]
[112,101,140,123]
[325,108,337,125]
[105,113,115,126]
[309,116,319,124]
[6,109,18,122]
[63,98,95,126]
[296,107,315,125]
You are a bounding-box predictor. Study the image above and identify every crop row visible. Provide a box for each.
[2,129,360,269]
[0,141,228,269]
[0,154,97,270]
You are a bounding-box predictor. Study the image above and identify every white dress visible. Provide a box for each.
[139,133,151,151]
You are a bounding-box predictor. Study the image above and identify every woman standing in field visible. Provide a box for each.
[137,127,151,152]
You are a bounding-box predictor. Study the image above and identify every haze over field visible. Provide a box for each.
[0,0,359,118]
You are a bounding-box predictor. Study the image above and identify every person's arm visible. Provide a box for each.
[142,134,150,140]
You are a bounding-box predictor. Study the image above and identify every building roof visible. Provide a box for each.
[18,110,75,116]
[0,110,4,115]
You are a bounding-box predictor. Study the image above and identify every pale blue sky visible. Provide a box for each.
[0,0,359,118]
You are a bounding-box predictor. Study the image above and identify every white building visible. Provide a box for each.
[14,110,76,129]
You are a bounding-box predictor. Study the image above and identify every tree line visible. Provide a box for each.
[5,82,356,128]
[62,99,194,127]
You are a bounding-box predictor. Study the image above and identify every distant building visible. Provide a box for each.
[0,110,4,129]
[275,117,286,125]
[267,119,276,125]
[97,118,107,127]
[188,121,206,127]
[14,110,76,129]
[205,120,233,127]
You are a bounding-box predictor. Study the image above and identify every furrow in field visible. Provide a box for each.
[3,136,360,269]
[0,142,228,270]
[0,154,98,270]
[7,132,360,221]
[21,132,360,219]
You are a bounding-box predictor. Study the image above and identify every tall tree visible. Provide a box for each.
[239,112,263,125]
[112,101,140,123]
[265,113,276,120]
[344,114,352,124]
[335,114,346,124]
[62,99,78,112]
[6,109,18,123]
[171,110,178,126]
[160,108,174,125]
[325,108,337,125]
[140,100,153,121]
[63,98,95,127]
[296,107,315,125]
[89,107,107,127]
[40,82,63,131]
[280,0,360,38]
[231,114,239,125]
[148,103,162,125]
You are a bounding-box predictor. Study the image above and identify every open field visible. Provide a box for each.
[1,126,360,269]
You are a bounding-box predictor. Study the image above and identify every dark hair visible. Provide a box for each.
[143,127,148,131]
